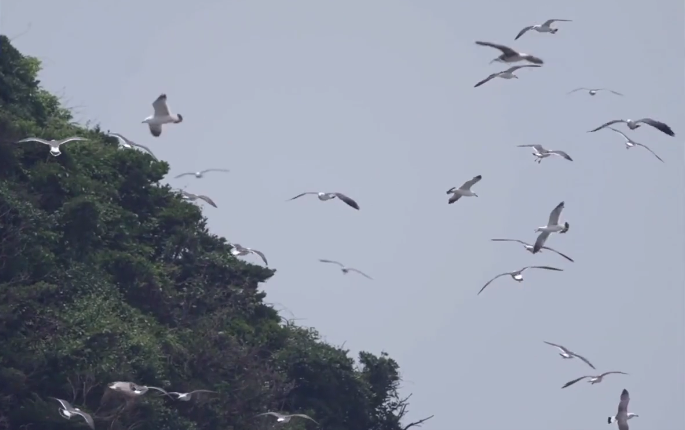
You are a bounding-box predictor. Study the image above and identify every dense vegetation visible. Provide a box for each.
[0,36,432,430]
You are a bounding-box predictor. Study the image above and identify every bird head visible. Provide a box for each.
[175,113,184,123]
[551,28,559,34]
[561,222,570,233]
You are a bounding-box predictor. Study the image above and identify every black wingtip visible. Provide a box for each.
[176,113,184,123]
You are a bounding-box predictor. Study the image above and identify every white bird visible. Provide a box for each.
[107,381,172,397]
[490,238,574,262]
[588,117,675,137]
[567,87,623,97]
[561,372,628,389]
[179,190,218,208]
[478,265,563,295]
[142,94,183,137]
[446,174,482,204]
[515,19,572,40]
[107,132,158,160]
[230,243,268,266]
[612,389,632,430]
[475,41,544,65]
[533,201,569,253]
[168,390,218,402]
[49,397,95,429]
[255,411,320,425]
[608,413,638,426]
[319,259,373,280]
[543,341,595,369]
[174,169,230,179]
[17,136,88,156]
[474,64,541,87]
[604,127,664,162]
[517,144,573,163]
[287,191,360,210]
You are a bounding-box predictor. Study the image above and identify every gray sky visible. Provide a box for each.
[3,0,683,428]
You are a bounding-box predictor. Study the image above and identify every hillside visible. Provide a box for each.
[0,35,430,430]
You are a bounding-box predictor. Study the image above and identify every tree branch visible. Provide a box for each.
[402,415,434,430]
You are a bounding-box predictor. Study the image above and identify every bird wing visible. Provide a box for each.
[549,150,573,161]
[460,174,482,190]
[50,397,74,411]
[543,19,572,26]
[607,127,631,141]
[598,88,623,96]
[333,193,360,210]
[477,273,508,295]
[348,268,373,280]
[319,259,345,267]
[635,118,675,136]
[256,412,283,418]
[617,389,630,430]
[571,352,596,369]
[174,172,195,178]
[588,119,624,133]
[566,87,589,94]
[504,64,542,73]
[291,414,320,425]
[202,168,230,174]
[197,195,218,208]
[526,265,564,272]
[634,143,664,162]
[17,137,51,145]
[287,192,317,201]
[149,123,163,137]
[129,142,158,160]
[561,375,590,388]
[602,371,628,378]
[74,410,95,429]
[448,193,462,204]
[146,386,172,397]
[249,249,269,266]
[108,132,131,145]
[540,245,574,262]
[542,340,568,352]
[514,26,534,40]
[189,389,218,395]
[58,137,88,145]
[491,238,529,246]
[548,201,565,225]
[475,41,517,57]
[152,94,171,117]
[474,73,498,88]
[518,144,546,152]
[532,231,550,253]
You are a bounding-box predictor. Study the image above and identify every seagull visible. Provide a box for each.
[107,381,172,398]
[515,19,572,40]
[446,174,482,204]
[287,191,360,210]
[533,201,569,253]
[474,65,541,87]
[168,390,218,402]
[174,169,230,179]
[255,412,320,425]
[567,87,623,97]
[49,397,95,429]
[490,238,574,262]
[517,144,573,163]
[543,341,595,369]
[475,41,544,65]
[561,372,628,389]
[604,127,664,162]
[477,265,563,295]
[319,259,373,280]
[142,94,183,137]
[608,413,638,425]
[107,132,158,160]
[612,389,632,430]
[230,243,268,266]
[17,136,88,156]
[588,118,674,137]
[179,190,218,208]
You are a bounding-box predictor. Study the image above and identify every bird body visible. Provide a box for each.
[475,41,544,65]
[518,144,573,163]
[561,372,628,389]
[605,128,664,162]
[588,118,675,137]
[107,381,171,397]
[490,238,574,262]
[319,259,372,279]
[17,136,88,156]
[287,191,360,210]
[533,201,569,253]
[446,175,482,203]
[608,413,638,425]
[179,190,218,208]
[143,94,183,137]
[474,65,541,88]
[478,265,563,295]
[50,397,95,429]
[230,243,268,266]
[515,19,572,40]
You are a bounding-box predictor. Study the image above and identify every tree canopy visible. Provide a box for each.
[0,36,432,430]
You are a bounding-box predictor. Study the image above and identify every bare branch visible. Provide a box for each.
[402,415,435,430]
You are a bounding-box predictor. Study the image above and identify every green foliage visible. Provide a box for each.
[0,35,428,430]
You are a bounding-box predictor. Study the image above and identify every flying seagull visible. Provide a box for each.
[17,136,88,157]
[604,127,664,162]
[561,372,628,389]
[543,341,595,369]
[230,243,268,266]
[608,413,638,426]
[612,389,632,430]
[478,265,563,295]
[515,19,572,40]
[107,132,158,160]
[174,169,230,179]
[490,238,574,262]
[49,397,95,429]
[588,118,674,137]
[474,64,541,87]
[517,144,573,163]
[168,390,218,402]
[107,381,172,398]
[255,412,320,425]
[319,259,373,280]
[533,201,569,253]
[179,190,217,208]
[287,191,360,210]
[567,87,623,97]
[475,41,544,65]
[446,174,482,204]
[142,93,183,137]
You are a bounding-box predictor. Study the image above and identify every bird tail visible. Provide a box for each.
[551,28,558,33]
[607,416,615,424]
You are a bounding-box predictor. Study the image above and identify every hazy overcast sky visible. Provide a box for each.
[2,0,683,429]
